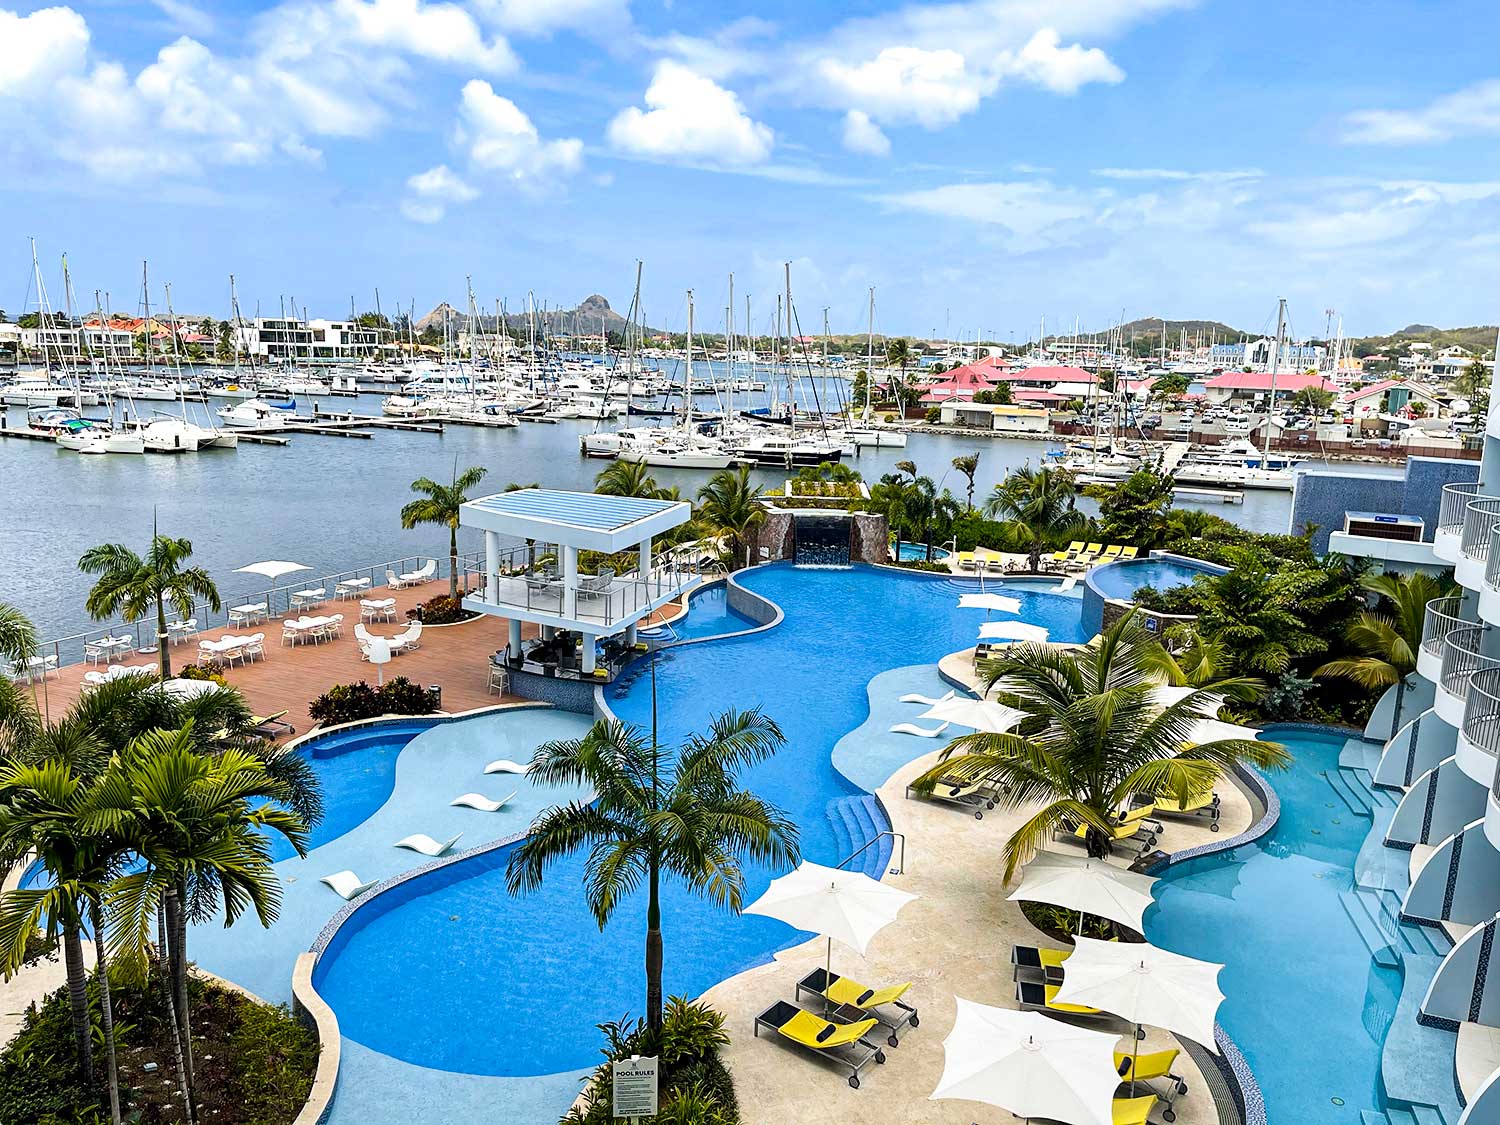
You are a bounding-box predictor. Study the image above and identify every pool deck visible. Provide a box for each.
[23,580,684,733]
[704,741,1256,1124]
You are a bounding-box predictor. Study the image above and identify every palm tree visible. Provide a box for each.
[595,460,662,499]
[0,602,39,756]
[913,614,1290,877]
[984,466,1088,571]
[401,462,490,600]
[1142,623,1265,701]
[885,339,914,411]
[869,474,913,558]
[79,529,220,680]
[696,467,765,570]
[506,709,799,1032]
[1315,571,1458,739]
[952,453,980,511]
[89,727,310,1123]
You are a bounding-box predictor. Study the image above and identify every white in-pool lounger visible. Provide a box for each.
[898,691,955,706]
[889,722,952,738]
[451,791,518,812]
[321,871,378,899]
[1052,577,1078,593]
[393,832,463,857]
[483,759,531,775]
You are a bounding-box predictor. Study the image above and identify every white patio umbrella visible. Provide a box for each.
[979,620,1050,643]
[1052,936,1226,1093]
[1148,684,1224,715]
[1187,716,1261,745]
[1008,851,1158,934]
[930,998,1118,1125]
[957,591,1022,613]
[744,862,917,1002]
[234,560,312,581]
[918,696,1027,734]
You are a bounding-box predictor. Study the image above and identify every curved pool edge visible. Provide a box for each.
[292,952,341,1125]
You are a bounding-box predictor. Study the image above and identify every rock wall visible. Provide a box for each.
[850,512,889,564]
[749,509,890,565]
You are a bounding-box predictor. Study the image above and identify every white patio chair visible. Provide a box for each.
[83,670,109,687]
[387,568,408,590]
[326,614,344,639]
[244,633,266,662]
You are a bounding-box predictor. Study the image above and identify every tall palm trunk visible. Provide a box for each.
[645,859,663,1034]
[1084,827,1112,861]
[62,920,94,1081]
[155,593,171,680]
[448,525,460,600]
[90,898,122,1125]
[158,900,196,1125]
[166,885,196,1104]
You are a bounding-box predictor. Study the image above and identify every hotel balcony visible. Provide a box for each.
[1437,481,1485,564]
[1438,625,1500,728]
[1459,496,1500,592]
[1459,666,1500,786]
[1421,596,1468,684]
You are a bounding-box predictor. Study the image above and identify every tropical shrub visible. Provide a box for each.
[308,677,438,725]
[406,594,477,625]
[924,406,941,422]
[176,660,228,685]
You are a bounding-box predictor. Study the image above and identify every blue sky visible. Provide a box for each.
[4,0,1500,340]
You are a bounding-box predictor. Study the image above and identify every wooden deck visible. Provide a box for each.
[26,579,684,736]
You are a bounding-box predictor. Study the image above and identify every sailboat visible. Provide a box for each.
[848,286,906,449]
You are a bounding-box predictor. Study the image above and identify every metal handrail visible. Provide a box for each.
[1422,596,1468,660]
[1461,497,1500,562]
[1487,524,1500,593]
[1439,481,1483,534]
[1440,625,1500,701]
[1462,666,1500,765]
[836,830,906,876]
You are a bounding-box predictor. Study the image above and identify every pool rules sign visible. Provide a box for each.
[612,1055,659,1118]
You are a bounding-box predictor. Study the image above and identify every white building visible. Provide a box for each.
[235,317,381,363]
[937,401,1050,434]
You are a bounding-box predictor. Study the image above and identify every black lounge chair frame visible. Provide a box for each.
[753,999,886,1088]
[795,968,918,1047]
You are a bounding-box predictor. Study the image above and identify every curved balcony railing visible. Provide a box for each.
[1439,481,1484,535]
[1423,596,1469,660]
[1464,666,1500,768]
[1440,625,1500,703]
[1487,523,1500,593]
[1462,497,1500,563]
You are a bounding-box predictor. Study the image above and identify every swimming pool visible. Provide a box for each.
[649,581,757,642]
[311,564,1088,1082]
[1144,726,1445,1122]
[1088,556,1223,602]
[895,542,951,562]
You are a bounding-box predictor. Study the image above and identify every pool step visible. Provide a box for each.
[1326,768,1375,817]
[1340,889,1403,968]
[1343,764,1401,810]
[825,796,890,879]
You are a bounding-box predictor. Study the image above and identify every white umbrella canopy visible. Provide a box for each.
[744,861,917,956]
[1148,685,1224,716]
[234,560,312,581]
[919,697,1027,734]
[1008,852,1158,933]
[978,621,1050,643]
[930,998,1119,1125]
[1052,936,1226,1053]
[1187,716,1261,745]
[958,592,1023,613]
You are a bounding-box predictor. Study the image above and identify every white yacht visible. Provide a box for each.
[5,376,80,407]
[217,399,294,428]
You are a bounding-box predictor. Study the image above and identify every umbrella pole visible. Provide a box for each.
[1130,1022,1141,1097]
[825,936,833,1016]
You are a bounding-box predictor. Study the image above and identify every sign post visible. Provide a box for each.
[612,1054,659,1121]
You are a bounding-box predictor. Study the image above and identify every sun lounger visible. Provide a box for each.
[905,776,993,819]
[889,721,951,738]
[398,560,436,585]
[1015,979,1109,1020]
[1010,944,1072,982]
[1100,545,1123,561]
[955,551,977,572]
[321,870,377,900]
[1066,540,1086,555]
[897,691,954,706]
[483,759,531,775]
[450,791,517,812]
[393,833,462,857]
[1118,546,1139,559]
[1117,1048,1187,1098]
[1133,790,1220,830]
[1113,1094,1165,1125]
[752,1000,885,1089]
[251,710,295,738]
[795,968,918,1047]
[1052,576,1078,593]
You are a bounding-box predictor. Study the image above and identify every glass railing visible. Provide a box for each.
[1439,481,1483,534]
[1440,625,1500,702]
[1463,666,1500,766]
[1422,596,1469,660]
[1462,497,1500,562]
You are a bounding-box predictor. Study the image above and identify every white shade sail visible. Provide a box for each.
[744,861,916,956]
[918,697,1027,734]
[930,998,1118,1125]
[958,592,1023,613]
[234,560,312,581]
[1051,936,1226,1052]
[1008,852,1158,933]
[1187,717,1260,745]
[978,621,1050,643]
[1148,685,1225,716]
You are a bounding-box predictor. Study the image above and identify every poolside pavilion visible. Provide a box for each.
[459,487,702,688]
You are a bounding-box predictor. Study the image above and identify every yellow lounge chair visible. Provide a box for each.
[1060,803,1163,853]
[1015,979,1107,1019]
[796,968,918,1047]
[1137,790,1221,831]
[1085,542,1104,555]
[1010,944,1072,982]
[956,550,977,572]
[1100,544,1123,561]
[1119,545,1139,559]
[1113,1094,1163,1125]
[1117,1048,1188,1099]
[753,1000,885,1088]
[1052,550,1072,563]
[905,776,994,819]
[251,710,295,738]
[1067,540,1087,555]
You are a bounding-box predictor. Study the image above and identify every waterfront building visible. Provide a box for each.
[1200,369,1336,406]
[1209,337,1324,370]
[235,316,382,364]
[935,401,1051,433]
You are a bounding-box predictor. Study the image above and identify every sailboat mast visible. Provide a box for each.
[1264,297,1287,462]
[865,287,875,418]
[685,290,694,434]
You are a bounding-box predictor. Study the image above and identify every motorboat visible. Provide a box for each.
[730,430,844,467]
[122,415,202,452]
[204,381,259,400]
[217,398,296,428]
[27,407,145,453]
[4,376,80,407]
[848,428,908,448]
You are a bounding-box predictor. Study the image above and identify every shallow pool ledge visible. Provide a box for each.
[292,951,341,1125]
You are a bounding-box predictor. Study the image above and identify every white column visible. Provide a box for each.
[563,545,578,619]
[581,635,596,674]
[625,622,638,646]
[484,530,498,603]
[639,536,653,595]
[508,618,522,659]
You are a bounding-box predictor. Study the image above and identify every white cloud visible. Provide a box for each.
[149,0,215,37]
[479,0,628,37]
[1343,79,1500,145]
[322,0,515,72]
[841,109,890,156]
[0,6,90,97]
[401,163,479,222]
[608,61,773,165]
[1093,167,1263,182]
[456,78,583,186]
[1001,27,1122,94]
[819,47,983,129]
[875,180,1100,249]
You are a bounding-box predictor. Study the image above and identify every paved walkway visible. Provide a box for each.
[705,736,1254,1124]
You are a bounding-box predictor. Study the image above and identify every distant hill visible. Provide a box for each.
[415,295,662,337]
[1348,324,1498,358]
[1117,317,1246,342]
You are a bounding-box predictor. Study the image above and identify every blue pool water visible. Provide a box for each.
[312,564,1086,1077]
[895,543,951,562]
[650,581,756,642]
[1089,556,1220,601]
[1145,727,1402,1122]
